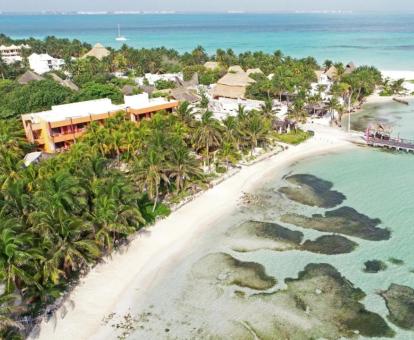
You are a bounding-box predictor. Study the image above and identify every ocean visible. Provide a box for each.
[1,13,414,69]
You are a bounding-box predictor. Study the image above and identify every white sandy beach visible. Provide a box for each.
[381,70,414,81]
[30,126,357,340]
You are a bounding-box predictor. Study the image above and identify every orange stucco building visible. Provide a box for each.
[21,94,178,153]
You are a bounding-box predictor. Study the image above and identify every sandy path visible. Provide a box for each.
[30,127,354,340]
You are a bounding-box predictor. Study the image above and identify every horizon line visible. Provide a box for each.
[1,10,413,15]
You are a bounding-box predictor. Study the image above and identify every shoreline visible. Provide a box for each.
[30,127,355,340]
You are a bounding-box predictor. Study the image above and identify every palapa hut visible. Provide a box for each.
[204,61,221,70]
[272,119,297,134]
[82,43,110,60]
[324,65,338,80]
[228,65,245,73]
[175,73,199,88]
[170,87,201,103]
[17,70,44,85]
[50,73,79,91]
[344,62,356,75]
[121,84,141,96]
[305,103,328,117]
[246,68,263,76]
[212,70,256,99]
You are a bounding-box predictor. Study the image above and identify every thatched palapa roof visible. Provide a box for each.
[204,61,221,70]
[324,66,338,80]
[246,68,263,76]
[344,62,356,75]
[171,87,201,103]
[82,43,110,60]
[213,71,255,99]
[228,65,245,73]
[122,85,137,96]
[17,70,44,85]
[50,73,79,91]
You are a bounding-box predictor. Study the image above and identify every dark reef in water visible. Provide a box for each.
[281,206,390,241]
[302,235,358,255]
[388,257,404,265]
[229,220,357,255]
[249,220,303,244]
[278,174,346,208]
[191,253,277,290]
[284,264,395,338]
[249,263,395,338]
[380,284,414,330]
[364,260,388,273]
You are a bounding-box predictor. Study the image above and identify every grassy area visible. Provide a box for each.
[274,129,314,145]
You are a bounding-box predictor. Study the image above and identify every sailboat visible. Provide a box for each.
[115,24,127,42]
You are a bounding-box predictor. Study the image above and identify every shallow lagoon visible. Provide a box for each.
[104,100,414,339]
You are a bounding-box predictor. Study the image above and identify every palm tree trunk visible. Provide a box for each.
[152,187,158,212]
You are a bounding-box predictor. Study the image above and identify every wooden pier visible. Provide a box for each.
[365,128,414,152]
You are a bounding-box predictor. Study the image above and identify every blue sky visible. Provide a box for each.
[2,0,414,12]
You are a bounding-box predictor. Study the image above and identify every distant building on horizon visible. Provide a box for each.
[28,53,65,74]
[21,94,179,153]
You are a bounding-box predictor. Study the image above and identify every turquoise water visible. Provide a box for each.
[1,13,414,69]
[98,100,414,339]
[256,100,414,338]
[350,98,414,138]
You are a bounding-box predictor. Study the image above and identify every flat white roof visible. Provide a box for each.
[23,95,176,124]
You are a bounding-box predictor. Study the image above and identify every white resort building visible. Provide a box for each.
[136,73,184,86]
[0,44,30,64]
[28,53,65,74]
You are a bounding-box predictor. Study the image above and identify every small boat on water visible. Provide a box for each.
[115,24,127,42]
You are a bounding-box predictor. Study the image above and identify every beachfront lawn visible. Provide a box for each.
[274,129,314,145]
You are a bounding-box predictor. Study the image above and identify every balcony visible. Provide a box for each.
[51,130,87,143]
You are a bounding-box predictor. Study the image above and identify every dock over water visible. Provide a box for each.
[366,134,414,153]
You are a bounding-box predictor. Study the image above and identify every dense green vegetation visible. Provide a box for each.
[274,130,314,145]
[0,99,298,337]
[0,35,382,122]
[0,34,384,337]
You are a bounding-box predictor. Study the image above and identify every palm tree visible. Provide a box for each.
[241,113,270,155]
[0,293,25,333]
[259,99,276,118]
[218,142,239,170]
[175,101,195,126]
[31,208,100,279]
[326,96,340,121]
[0,221,39,294]
[134,149,170,212]
[222,116,240,150]
[34,171,87,214]
[167,145,203,193]
[288,99,308,123]
[88,195,137,252]
[192,111,222,169]
[236,104,248,121]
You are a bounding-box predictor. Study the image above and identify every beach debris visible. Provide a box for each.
[239,192,261,206]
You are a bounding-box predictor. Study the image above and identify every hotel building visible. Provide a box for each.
[21,93,179,153]
[28,53,65,74]
[0,44,30,64]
